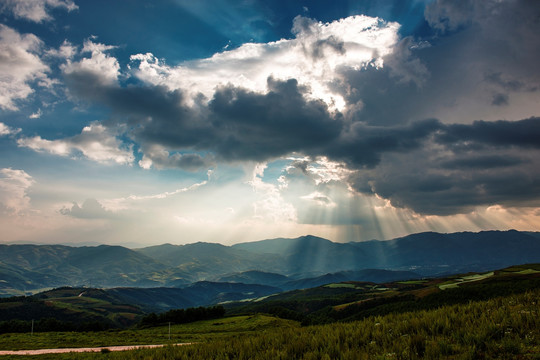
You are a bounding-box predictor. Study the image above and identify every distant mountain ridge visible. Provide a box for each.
[1,230,539,296]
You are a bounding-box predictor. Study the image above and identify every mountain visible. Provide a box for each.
[234,230,540,276]
[136,242,283,278]
[233,235,372,275]
[1,230,539,296]
[0,244,165,293]
[348,230,540,274]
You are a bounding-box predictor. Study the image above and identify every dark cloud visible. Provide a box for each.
[491,93,509,106]
[436,117,540,150]
[440,155,526,169]
[484,72,525,92]
[207,78,342,161]
[326,118,442,168]
[59,0,540,217]
[348,146,540,215]
[346,117,540,215]
[424,0,475,32]
[64,59,540,216]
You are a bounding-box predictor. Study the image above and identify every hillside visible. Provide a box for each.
[0,264,538,360]
[227,263,540,325]
[1,230,540,296]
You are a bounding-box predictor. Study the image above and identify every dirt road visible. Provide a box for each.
[0,343,191,356]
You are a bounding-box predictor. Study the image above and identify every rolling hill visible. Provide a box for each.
[1,230,540,296]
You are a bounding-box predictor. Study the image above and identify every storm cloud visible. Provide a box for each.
[23,1,540,218]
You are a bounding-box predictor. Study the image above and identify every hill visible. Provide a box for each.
[1,230,540,296]
[226,263,540,325]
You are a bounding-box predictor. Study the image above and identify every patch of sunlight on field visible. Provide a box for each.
[515,269,540,275]
[439,272,494,290]
[324,283,358,289]
[397,280,427,285]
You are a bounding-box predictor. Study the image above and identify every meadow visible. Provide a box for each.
[0,288,538,360]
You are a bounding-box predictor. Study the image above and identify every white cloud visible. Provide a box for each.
[62,39,120,86]
[301,191,337,208]
[0,122,21,136]
[0,168,34,214]
[247,163,297,223]
[29,108,42,119]
[0,25,50,110]
[1,0,78,23]
[46,40,77,60]
[285,156,354,186]
[100,179,208,212]
[130,15,399,111]
[17,122,134,164]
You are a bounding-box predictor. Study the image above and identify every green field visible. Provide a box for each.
[1,264,539,359]
[438,271,494,290]
[397,279,428,285]
[0,289,538,359]
[0,314,293,352]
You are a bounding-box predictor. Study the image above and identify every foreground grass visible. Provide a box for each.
[1,289,539,360]
[0,315,295,352]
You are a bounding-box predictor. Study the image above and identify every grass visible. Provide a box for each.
[324,283,358,289]
[0,315,296,351]
[514,269,540,275]
[2,289,537,359]
[1,289,538,360]
[397,280,427,285]
[439,271,494,290]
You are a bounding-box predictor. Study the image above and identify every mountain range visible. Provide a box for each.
[1,230,539,297]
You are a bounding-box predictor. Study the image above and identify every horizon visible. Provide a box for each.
[3,228,537,249]
[1,1,540,247]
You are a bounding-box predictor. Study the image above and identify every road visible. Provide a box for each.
[0,343,192,356]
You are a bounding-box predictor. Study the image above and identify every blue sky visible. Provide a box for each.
[1,0,540,246]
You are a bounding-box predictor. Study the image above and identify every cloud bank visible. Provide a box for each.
[4,1,540,233]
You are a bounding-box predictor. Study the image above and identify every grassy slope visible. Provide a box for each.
[227,264,540,324]
[0,287,143,328]
[0,289,538,359]
[0,314,294,351]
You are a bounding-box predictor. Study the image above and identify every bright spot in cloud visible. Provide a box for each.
[130,15,399,111]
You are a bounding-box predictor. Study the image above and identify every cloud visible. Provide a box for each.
[206,78,342,161]
[129,15,399,111]
[17,122,134,165]
[247,163,297,223]
[56,6,540,219]
[28,109,42,119]
[0,168,34,214]
[0,25,50,110]
[491,93,509,106]
[62,39,120,88]
[424,0,475,32]
[138,145,215,171]
[1,0,78,23]
[326,118,442,168]
[60,198,113,219]
[0,122,21,136]
[46,40,77,60]
[436,117,540,150]
[347,118,540,215]
[301,192,336,208]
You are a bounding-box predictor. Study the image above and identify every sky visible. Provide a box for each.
[1,0,540,246]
